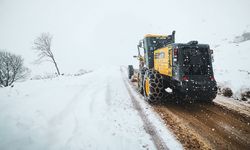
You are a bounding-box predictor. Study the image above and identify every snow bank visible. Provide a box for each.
[121,66,183,150]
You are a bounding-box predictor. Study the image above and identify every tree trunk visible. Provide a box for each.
[52,57,60,75]
[54,61,60,75]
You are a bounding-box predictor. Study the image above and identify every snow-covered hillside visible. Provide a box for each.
[213,33,250,100]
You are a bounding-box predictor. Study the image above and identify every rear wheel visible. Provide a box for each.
[143,69,164,103]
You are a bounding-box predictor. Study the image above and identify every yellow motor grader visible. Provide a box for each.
[128,31,217,103]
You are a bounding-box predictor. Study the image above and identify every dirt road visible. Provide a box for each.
[125,70,250,149]
[154,101,250,150]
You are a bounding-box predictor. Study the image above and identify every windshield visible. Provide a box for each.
[147,36,173,51]
[182,48,212,75]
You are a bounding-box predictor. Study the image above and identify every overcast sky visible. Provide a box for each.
[0,0,250,74]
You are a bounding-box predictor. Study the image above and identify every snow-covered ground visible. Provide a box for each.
[0,66,181,150]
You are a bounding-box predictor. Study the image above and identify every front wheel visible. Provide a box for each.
[138,67,147,94]
[128,65,134,79]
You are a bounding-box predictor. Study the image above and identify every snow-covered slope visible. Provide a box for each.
[213,35,250,99]
[0,66,181,150]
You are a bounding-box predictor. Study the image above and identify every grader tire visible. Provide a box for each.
[143,69,164,103]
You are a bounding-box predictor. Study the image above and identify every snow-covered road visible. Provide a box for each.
[0,66,181,150]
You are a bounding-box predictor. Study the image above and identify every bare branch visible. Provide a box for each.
[33,32,60,75]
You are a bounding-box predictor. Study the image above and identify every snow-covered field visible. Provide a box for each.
[0,66,181,150]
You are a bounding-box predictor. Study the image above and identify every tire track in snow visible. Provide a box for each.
[89,81,112,112]
[120,68,169,150]
[47,82,92,149]
[89,88,100,114]
[64,113,81,150]
[89,79,111,114]
[49,83,89,126]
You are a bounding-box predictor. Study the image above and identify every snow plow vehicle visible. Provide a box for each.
[128,31,217,103]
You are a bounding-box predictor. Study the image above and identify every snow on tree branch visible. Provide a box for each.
[0,50,30,87]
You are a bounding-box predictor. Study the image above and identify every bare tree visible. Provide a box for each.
[33,33,61,75]
[0,51,30,87]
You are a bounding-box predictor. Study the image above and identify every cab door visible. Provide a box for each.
[154,46,172,77]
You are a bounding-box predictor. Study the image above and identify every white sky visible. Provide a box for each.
[0,0,250,74]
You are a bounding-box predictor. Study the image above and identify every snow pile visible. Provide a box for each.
[214,95,250,116]
[213,32,250,101]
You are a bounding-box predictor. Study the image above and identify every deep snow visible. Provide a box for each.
[0,66,181,150]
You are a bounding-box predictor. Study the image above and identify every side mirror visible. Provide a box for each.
[210,49,214,54]
[210,49,214,62]
[138,40,143,48]
[172,30,176,43]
